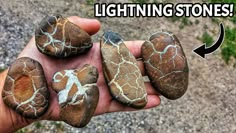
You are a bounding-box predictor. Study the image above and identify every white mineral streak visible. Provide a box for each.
[102,35,147,105]
[145,31,186,80]
[53,70,94,105]
[142,76,150,82]
[36,16,80,56]
[15,78,45,117]
[69,84,96,105]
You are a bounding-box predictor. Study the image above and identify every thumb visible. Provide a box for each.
[68,16,101,35]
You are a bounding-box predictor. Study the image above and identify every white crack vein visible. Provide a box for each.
[144,32,187,81]
[5,60,48,117]
[36,16,81,56]
[53,70,95,106]
[102,36,147,104]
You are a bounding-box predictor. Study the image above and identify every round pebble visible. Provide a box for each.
[52,64,99,128]
[101,31,147,109]
[2,57,49,118]
[35,15,92,58]
[141,31,189,99]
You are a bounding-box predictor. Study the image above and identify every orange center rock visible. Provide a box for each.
[2,57,49,119]
[14,75,34,102]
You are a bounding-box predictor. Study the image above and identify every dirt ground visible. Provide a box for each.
[0,0,235,133]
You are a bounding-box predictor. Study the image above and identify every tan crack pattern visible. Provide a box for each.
[101,31,147,109]
[35,15,92,57]
[142,31,189,100]
[2,57,49,118]
[52,64,99,128]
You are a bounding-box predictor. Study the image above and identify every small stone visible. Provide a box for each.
[52,64,99,128]
[2,57,49,118]
[141,31,189,100]
[35,15,92,58]
[100,31,147,109]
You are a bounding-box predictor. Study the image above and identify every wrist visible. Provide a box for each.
[0,70,32,132]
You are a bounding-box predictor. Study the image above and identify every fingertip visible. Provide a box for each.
[145,95,161,109]
[137,61,145,76]
[44,89,60,121]
[67,16,101,35]
[145,83,160,95]
[125,40,145,58]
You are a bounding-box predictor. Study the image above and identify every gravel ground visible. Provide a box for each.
[0,0,236,133]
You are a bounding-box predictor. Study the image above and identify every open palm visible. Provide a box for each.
[0,16,160,132]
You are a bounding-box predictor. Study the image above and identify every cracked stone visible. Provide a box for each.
[2,57,49,118]
[52,64,99,128]
[100,31,147,109]
[141,31,189,100]
[35,15,92,58]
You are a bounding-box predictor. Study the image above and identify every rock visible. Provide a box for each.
[35,15,92,58]
[100,31,147,109]
[141,31,189,100]
[52,64,99,128]
[2,57,49,118]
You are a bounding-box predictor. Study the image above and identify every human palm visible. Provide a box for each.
[0,16,160,132]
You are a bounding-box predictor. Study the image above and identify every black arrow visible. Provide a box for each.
[193,23,224,58]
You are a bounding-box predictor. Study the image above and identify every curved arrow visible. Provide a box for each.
[193,23,224,58]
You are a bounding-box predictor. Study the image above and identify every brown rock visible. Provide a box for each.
[35,15,92,58]
[100,31,147,109]
[142,31,189,100]
[2,57,49,118]
[52,64,99,128]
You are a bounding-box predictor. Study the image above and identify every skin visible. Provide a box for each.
[0,16,160,133]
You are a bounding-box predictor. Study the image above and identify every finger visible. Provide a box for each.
[136,60,160,95]
[145,82,160,95]
[125,40,145,58]
[107,95,161,113]
[41,88,60,121]
[136,61,145,76]
[18,37,39,58]
[144,95,161,109]
[68,16,101,35]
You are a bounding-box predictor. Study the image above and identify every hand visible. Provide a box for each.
[0,16,160,132]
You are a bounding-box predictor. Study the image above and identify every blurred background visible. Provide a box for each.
[0,0,235,133]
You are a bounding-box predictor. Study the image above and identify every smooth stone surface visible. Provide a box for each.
[35,15,92,58]
[142,31,189,100]
[2,57,49,118]
[52,64,99,128]
[101,31,147,109]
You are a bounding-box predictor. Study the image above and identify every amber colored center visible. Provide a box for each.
[14,75,34,102]
[69,84,78,97]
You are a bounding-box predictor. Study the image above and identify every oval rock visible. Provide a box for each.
[142,31,189,100]
[2,57,49,118]
[101,31,147,109]
[52,64,99,128]
[35,15,92,57]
